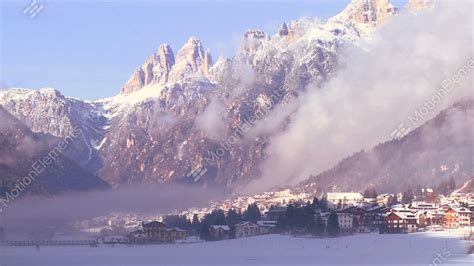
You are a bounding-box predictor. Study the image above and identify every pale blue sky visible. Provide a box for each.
[1,0,407,100]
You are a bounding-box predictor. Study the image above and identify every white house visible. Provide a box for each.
[327,193,364,208]
[209,225,230,240]
[410,202,438,211]
[456,207,472,227]
[235,222,259,238]
[337,212,354,232]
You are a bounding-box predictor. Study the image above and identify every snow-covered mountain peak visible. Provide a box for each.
[242,29,269,53]
[0,87,64,104]
[167,37,212,83]
[335,0,398,26]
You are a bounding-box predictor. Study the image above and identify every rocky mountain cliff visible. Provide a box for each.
[1,0,459,196]
[0,107,108,195]
[121,44,175,94]
[0,88,108,173]
[93,15,368,188]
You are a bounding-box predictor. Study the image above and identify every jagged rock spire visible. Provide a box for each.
[278,23,289,36]
[121,43,175,94]
[167,37,213,82]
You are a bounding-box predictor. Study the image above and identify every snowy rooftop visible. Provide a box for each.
[327,192,364,201]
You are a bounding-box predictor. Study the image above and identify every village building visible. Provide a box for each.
[256,220,277,234]
[164,228,187,242]
[415,211,430,228]
[209,225,230,241]
[444,208,458,228]
[336,212,354,232]
[266,206,287,221]
[142,221,166,242]
[470,206,474,226]
[364,206,387,230]
[135,221,188,243]
[316,212,331,227]
[457,208,472,227]
[449,193,473,204]
[327,193,364,209]
[444,207,472,228]
[385,212,417,233]
[363,197,377,205]
[376,193,392,206]
[424,188,437,203]
[425,210,445,226]
[348,206,366,229]
[389,204,413,213]
[235,222,259,238]
[128,229,146,243]
[410,202,438,211]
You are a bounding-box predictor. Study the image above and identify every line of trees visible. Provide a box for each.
[276,198,339,237]
[164,197,345,240]
[162,203,262,240]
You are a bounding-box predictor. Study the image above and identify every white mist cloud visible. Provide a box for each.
[195,97,227,140]
[1,183,225,233]
[243,1,473,194]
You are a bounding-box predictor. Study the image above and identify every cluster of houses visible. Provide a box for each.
[203,194,473,241]
[319,192,473,234]
[117,191,473,244]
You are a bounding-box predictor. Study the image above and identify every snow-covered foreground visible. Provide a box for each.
[1,228,472,266]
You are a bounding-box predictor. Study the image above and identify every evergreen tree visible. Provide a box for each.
[192,214,200,231]
[436,181,448,196]
[320,195,329,212]
[387,194,399,206]
[163,215,189,229]
[276,215,288,232]
[243,204,261,222]
[447,177,456,192]
[286,204,296,230]
[199,223,210,241]
[304,201,314,216]
[311,197,320,210]
[415,184,423,198]
[226,209,240,227]
[310,216,325,236]
[363,187,378,198]
[402,187,414,204]
[327,211,340,237]
[211,209,226,225]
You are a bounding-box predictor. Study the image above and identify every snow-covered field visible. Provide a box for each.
[1,228,472,266]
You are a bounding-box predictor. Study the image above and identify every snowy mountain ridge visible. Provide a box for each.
[1,0,451,194]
